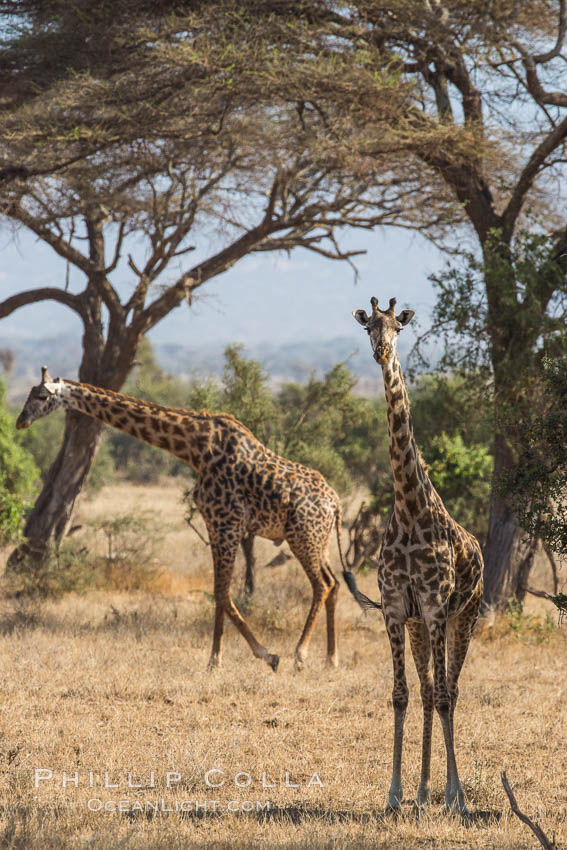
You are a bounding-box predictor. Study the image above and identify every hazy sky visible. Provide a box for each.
[0,223,445,354]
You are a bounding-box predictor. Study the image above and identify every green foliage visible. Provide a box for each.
[277,363,365,492]
[505,598,558,645]
[0,379,40,544]
[412,231,567,395]
[220,344,278,447]
[337,395,389,491]
[189,348,375,495]
[411,373,492,449]
[424,432,492,540]
[18,409,65,480]
[504,356,567,555]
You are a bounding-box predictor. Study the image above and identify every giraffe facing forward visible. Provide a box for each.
[352,297,483,816]
[16,367,360,672]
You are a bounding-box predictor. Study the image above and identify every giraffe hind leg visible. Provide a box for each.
[322,561,339,668]
[427,615,469,816]
[444,588,482,815]
[288,548,331,670]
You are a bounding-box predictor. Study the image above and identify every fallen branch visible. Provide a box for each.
[501,772,555,850]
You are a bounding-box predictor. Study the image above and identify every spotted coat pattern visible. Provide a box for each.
[16,371,346,671]
[353,298,483,816]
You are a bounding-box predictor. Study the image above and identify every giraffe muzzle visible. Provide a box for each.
[373,344,392,365]
[15,414,31,430]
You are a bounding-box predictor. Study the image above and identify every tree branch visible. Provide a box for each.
[501,772,555,850]
[2,201,94,275]
[131,219,273,336]
[502,115,567,237]
[522,54,567,108]
[131,171,285,335]
[105,220,126,275]
[533,0,567,64]
[0,287,84,320]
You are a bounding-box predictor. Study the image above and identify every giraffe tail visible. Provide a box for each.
[335,507,382,612]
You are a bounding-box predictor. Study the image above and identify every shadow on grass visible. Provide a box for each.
[121,802,502,827]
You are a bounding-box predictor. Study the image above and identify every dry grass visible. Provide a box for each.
[0,481,565,850]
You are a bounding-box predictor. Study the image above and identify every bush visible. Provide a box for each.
[3,510,164,598]
[3,541,97,598]
[0,379,40,544]
[423,431,492,540]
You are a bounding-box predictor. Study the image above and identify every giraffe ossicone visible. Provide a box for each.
[353,296,483,817]
[17,366,368,672]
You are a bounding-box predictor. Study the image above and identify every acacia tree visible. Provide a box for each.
[0,1,229,187]
[260,0,567,608]
[0,10,419,567]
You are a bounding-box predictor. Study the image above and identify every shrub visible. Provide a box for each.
[3,510,164,598]
[0,379,40,544]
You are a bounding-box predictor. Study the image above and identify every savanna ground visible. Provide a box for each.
[0,481,565,850]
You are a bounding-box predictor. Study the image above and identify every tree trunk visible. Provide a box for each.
[8,411,103,567]
[241,532,256,597]
[479,239,540,610]
[482,433,537,610]
[7,264,132,567]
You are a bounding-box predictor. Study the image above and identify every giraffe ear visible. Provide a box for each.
[353,309,369,327]
[396,309,415,326]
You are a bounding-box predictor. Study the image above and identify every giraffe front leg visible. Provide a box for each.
[209,533,279,672]
[384,618,408,815]
[407,620,433,810]
[207,603,225,670]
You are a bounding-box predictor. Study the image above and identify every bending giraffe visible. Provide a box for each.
[352,297,483,816]
[17,367,365,672]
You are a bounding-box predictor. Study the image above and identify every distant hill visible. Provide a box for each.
[2,333,418,398]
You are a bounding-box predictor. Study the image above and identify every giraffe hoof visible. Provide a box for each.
[412,799,429,819]
[445,802,471,820]
[207,657,221,671]
[384,803,402,819]
[267,654,280,672]
[294,657,304,673]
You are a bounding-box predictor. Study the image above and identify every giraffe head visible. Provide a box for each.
[16,366,65,430]
[352,297,415,365]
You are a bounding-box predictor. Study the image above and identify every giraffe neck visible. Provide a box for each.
[57,379,216,473]
[382,353,434,522]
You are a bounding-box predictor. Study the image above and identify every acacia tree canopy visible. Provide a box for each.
[0,1,414,561]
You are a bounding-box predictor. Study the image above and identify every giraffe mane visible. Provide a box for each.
[62,379,261,442]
